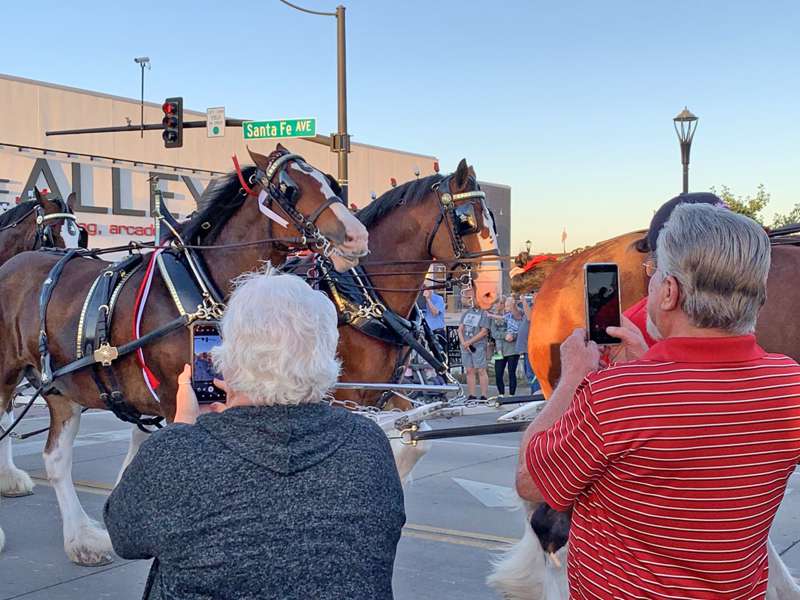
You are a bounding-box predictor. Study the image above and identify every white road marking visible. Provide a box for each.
[452,477,519,509]
[12,430,131,457]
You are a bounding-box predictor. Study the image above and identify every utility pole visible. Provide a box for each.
[279,1,350,202]
[134,57,151,139]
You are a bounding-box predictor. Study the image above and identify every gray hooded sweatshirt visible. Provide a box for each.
[104,404,405,600]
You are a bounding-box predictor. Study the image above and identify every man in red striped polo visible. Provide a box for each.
[516,203,800,599]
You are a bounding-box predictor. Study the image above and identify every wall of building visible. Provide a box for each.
[0,73,439,247]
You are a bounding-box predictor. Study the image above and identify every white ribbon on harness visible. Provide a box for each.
[258,190,290,228]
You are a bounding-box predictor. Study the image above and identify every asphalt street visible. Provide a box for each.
[0,405,798,599]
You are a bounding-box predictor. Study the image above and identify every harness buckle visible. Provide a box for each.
[94,343,119,367]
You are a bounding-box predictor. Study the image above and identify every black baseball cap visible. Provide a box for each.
[645,192,728,252]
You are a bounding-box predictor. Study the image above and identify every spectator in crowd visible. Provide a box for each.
[458,287,490,400]
[515,203,800,599]
[104,268,405,600]
[489,296,523,396]
[420,281,446,339]
[516,293,541,395]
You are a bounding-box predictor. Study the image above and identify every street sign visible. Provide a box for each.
[207,107,225,138]
[242,118,316,140]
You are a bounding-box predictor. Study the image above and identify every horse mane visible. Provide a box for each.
[0,200,38,229]
[181,167,257,243]
[356,174,443,228]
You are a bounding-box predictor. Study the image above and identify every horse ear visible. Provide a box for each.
[454,159,469,188]
[33,187,45,205]
[67,192,77,212]
[247,147,270,171]
[276,142,288,153]
[467,165,476,179]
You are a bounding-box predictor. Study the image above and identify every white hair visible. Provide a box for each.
[656,203,770,334]
[211,266,340,405]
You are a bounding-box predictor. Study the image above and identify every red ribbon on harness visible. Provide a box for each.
[232,154,258,196]
[132,251,162,389]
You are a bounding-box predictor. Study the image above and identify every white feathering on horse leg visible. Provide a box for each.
[767,537,800,600]
[0,522,5,553]
[487,499,569,600]
[0,409,34,497]
[115,425,149,487]
[44,402,113,566]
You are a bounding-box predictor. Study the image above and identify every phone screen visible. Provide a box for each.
[192,323,226,403]
[585,263,621,345]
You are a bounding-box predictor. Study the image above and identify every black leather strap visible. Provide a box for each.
[39,249,81,386]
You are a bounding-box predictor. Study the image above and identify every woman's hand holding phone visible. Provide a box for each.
[174,365,226,425]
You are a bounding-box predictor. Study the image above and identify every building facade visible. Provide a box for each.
[1,73,511,283]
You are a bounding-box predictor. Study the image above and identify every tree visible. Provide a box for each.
[771,203,800,229]
[710,184,770,224]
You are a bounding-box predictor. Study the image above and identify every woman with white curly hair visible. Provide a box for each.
[104,268,406,600]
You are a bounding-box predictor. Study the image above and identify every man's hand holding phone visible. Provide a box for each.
[605,315,649,364]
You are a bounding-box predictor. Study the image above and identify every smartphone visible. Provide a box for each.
[190,321,226,403]
[584,263,621,345]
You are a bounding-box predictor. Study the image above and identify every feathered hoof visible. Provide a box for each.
[65,523,114,567]
[0,526,5,553]
[0,467,34,497]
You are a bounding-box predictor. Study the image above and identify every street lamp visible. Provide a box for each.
[133,57,150,139]
[673,107,698,194]
[278,1,350,202]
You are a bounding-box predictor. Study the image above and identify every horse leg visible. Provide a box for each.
[43,397,113,566]
[0,383,34,498]
[488,500,570,600]
[115,424,148,487]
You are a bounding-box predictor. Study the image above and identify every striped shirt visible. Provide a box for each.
[526,335,800,599]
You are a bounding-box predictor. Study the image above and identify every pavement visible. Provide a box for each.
[1,405,799,599]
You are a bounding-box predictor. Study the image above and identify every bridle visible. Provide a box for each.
[243,150,347,257]
[0,197,79,250]
[426,174,500,267]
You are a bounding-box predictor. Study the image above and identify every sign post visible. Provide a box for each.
[206,107,225,138]
[242,119,317,140]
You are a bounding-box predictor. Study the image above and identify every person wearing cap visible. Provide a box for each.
[516,201,800,598]
[623,192,730,343]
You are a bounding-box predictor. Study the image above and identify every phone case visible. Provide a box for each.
[584,263,622,345]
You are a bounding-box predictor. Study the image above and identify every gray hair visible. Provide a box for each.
[211,266,340,405]
[656,203,770,334]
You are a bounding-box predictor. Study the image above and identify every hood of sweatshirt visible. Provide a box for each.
[196,403,356,475]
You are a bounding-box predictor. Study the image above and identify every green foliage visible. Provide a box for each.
[709,184,800,229]
[710,184,770,224]
[771,203,800,229]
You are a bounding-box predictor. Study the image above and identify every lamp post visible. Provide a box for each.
[279,1,350,202]
[673,107,698,194]
[525,240,532,254]
[133,57,150,139]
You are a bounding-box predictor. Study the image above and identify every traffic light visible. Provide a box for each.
[161,97,183,148]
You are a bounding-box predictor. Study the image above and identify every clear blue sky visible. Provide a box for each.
[3,0,798,252]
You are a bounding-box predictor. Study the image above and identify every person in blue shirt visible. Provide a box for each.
[421,284,446,337]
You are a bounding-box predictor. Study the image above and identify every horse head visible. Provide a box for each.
[429,158,501,309]
[248,144,368,270]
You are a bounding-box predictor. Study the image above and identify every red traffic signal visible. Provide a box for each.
[161,97,183,148]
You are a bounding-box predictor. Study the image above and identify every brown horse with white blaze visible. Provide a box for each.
[335,159,501,408]
[0,145,368,565]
